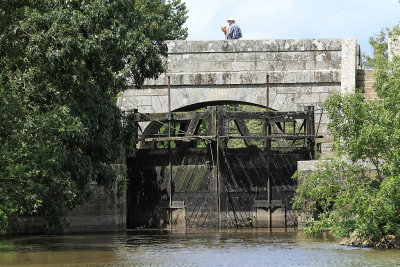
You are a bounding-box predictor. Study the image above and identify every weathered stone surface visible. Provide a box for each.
[341,38,357,94]
[142,71,341,87]
[166,39,343,54]
[120,38,359,159]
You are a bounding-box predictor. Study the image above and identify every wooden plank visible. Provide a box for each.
[233,118,256,146]
[131,110,311,122]
[224,111,309,120]
[219,135,323,140]
[217,107,228,149]
[186,115,202,135]
[139,136,216,142]
[131,111,210,122]
[207,106,217,136]
[270,123,287,147]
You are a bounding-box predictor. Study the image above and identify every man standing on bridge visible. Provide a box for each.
[226,17,242,39]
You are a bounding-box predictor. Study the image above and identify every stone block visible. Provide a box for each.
[93,204,117,216]
[305,61,317,70]
[232,61,256,72]
[341,38,357,94]
[296,72,314,83]
[169,209,187,229]
[252,208,287,228]
[66,205,94,216]
[138,105,155,113]
[151,95,168,110]
[314,70,340,83]
[218,61,234,72]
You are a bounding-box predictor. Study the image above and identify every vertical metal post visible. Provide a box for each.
[168,76,172,208]
[266,75,270,112]
[216,107,223,229]
[216,123,221,229]
[208,106,219,228]
[266,74,272,229]
[267,131,272,229]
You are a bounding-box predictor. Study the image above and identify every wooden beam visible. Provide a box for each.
[224,111,309,120]
[207,106,217,136]
[139,136,216,142]
[270,123,287,147]
[129,110,312,122]
[219,135,323,140]
[217,107,228,149]
[131,111,210,122]
[233,118,256,146]
[186,115,202,135]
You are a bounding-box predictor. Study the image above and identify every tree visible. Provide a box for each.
[0,0,187,234]
[293,25,400,246]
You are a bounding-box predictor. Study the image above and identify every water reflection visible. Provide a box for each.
[0,229,399,266]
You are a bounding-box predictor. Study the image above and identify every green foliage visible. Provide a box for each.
[0,0,187,234]
[363,29,389,69]
[294,161,400,239]
[294,25,400,241]
[363,25,400,69]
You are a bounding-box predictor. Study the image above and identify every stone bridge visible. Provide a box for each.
[14,38,364,233]
[118,38,361,156]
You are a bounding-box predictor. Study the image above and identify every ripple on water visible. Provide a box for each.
[0,230,399,266]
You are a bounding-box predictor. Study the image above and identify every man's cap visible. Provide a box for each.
[227,17,235,21]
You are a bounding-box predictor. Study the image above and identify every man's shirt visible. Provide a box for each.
[228,23,242,39]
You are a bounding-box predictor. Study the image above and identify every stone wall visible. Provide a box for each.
[64,163,127,233]
[118,38,359,157]
[10,162,127,234]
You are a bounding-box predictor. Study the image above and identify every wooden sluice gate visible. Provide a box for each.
[127,105,322,229]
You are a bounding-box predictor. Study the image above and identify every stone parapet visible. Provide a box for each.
[166,39,343,54]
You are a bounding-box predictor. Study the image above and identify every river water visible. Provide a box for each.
[0,229,399,266]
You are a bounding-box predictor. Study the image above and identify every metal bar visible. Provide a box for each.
[267,120,272,229]
[137,135,323,142]
[267,74,270,111]
[168,76,172,209]
[216,107,221,229]
[168,76,171,114]
[266,74,272,229]
[218,135,323,140]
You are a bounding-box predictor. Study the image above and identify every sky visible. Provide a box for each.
[182,0,400,55]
